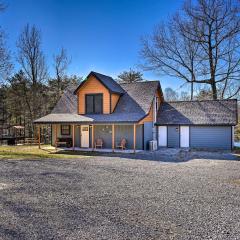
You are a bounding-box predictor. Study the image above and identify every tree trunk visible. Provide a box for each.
[190,81,194,100]
[211,81,218,100]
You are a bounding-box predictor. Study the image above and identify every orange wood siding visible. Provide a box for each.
[111,93,120,113]
[138,104,153,124]
[77,75,110,114]
[138,88,162,124]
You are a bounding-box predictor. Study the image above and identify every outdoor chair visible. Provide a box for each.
[95,138,103,148]
[116,138,127,150]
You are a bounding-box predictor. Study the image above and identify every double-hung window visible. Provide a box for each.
[85,94,103,114]
[61,125,71,135]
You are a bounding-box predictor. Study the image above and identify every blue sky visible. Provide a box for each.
[1,0,185,90]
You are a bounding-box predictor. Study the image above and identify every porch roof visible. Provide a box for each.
[34,114,93,124]
[34,113,143,124]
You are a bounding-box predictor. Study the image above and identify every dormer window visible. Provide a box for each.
[85,94,103,114]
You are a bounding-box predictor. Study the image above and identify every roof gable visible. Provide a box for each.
[74,71,125,95]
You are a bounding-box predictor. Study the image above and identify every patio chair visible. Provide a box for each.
[95,138,103,149]
[116,138,127,150]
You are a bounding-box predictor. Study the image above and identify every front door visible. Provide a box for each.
[81,125,89,148]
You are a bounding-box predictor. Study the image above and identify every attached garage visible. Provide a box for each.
[158,125,233,150]
[156,100,237,150]
[190,126,232,150]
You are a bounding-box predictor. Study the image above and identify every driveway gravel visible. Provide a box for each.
[0,151,239,240]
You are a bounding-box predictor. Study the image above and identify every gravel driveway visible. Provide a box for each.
[0,151,239,240]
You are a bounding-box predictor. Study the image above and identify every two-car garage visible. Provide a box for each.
[156,100,237,151]
[158,125,233,150]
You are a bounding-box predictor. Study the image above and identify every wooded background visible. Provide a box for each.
[0,0,239,140]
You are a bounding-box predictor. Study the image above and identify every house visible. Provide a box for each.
[34,71,238,151]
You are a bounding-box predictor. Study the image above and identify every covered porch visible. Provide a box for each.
[52,147,142,154]
[37,123,145,153]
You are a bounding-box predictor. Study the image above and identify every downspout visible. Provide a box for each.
[152,96,157,141]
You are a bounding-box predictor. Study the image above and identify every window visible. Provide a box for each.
[2,129,8,136]
[85,94,103,114]
[82,126,88,131]
[156,97,159,111]
[61,125,71,135]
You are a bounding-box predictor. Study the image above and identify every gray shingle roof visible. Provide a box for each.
[34,77,161,124]
[35,81,159,123]
[119,81,160,114]
[74,71,125,95]
[34,114,93,123]
[51,85,78,114]
[156,100,238,126]
[91,72,125,94]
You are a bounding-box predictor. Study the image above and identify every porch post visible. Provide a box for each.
[72,124,75,150]
[133,123,136,153]
[38,125,41,149]
[55,124,58,150]
[112,124,115,152]
[92,125,94,151]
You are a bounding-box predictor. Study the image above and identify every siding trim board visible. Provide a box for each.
[189,126,191,148]
[166,126,168,148]
[179,125,180,148]
[109,92,112,113]
[142,124,144,150]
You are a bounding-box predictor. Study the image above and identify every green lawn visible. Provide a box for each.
[0,145,88,160]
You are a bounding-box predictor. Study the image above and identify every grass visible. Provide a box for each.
[231,179,240,185]
[0,145,89,160]
[234,146,240,156]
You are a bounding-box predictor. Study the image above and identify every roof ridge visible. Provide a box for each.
[91,71,113,79]
[74,71,124,95]
[119,80,159,85]
[166,99,237,103]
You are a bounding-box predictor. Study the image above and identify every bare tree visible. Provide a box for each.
[53,48,71,99]
[164,87,179,101]
[17,24,47,87]
[141,0,240,100]
[180,91,190,101]
[16,24,48,135]
[0,3,12,84]
[118,68,143,83]
[0,30,12,83]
